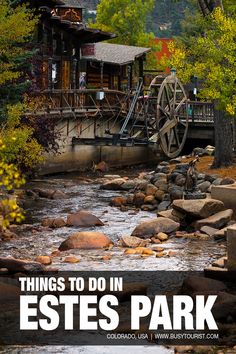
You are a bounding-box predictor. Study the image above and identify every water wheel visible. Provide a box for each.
[149,73,189,158]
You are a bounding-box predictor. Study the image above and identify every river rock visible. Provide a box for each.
[156,165,170,174]
[131,217,180,239]
[144,195,156,204]
[110,196,127,207]
[67,211,104,227]
[212,178,223,186]
[119,235,147,248]
[200,226,219,237]
[34,188,66,199]
[42,217,66,228]
[51,190,67,199]
[35,256,52,265]
[205,174,216,183]
[126,194,134,204]
[220,177,235,185]
[94,161,109,172]
[135,179,148,191]
[212,257,227,268]
[155,190,165,201]
[174,163,189,174]
[0,257,45,273]
[122,180,136,190]
[213,223,236,240]
[146,184,158,196]
[157,201,171,212]
[157,232,168,241]
[0,282,21,303]
[172,198,225,218]
[174,174,186,187]
[64,256,80,263]
[100,178,126,190]
[211,291,236,321]
[195,209,233,229]
[169,187,183,201]
[104,175,121,179]
[151,173,167,184]
[59,231,112,251]
[1,229,18,241]
[157,209,181,222]
[204,145,215,155]
[141,204,157,211]
[198,181,211,192]
[133,192,145,207]
[154,180,168,192]
[181,276,227,295]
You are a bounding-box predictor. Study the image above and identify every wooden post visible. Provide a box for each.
[72,57,77,89]
[100,61,104,89]
[139,58,144,79]
[48,57,53,91]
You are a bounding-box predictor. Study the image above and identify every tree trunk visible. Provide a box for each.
[197,0,223,16]
[212,108,233,168]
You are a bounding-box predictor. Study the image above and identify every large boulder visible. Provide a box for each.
[195,209,233,229]
[67,211,104,227]
[0,282,21,303]
[131,217,180,239]
[0,257,45,273]
[59,231,112,250]
[181,276,227,296]
[100,178,126,190]
[172,198,225,219]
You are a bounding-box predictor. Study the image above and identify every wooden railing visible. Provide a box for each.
[31,89,130,116]
[28,90,215,125]
[187,101,214,123]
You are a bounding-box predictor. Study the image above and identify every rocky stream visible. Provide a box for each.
[1,156,236,354]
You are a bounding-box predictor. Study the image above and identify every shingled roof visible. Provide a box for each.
[92,43,151,65]
[60,0,85,7]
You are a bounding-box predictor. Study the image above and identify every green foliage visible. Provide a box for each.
[90,0,159,68]
[150,0,194,38]
[86,0,193,37]
[0,0,37,87]
[0,0,42,172]
[168,7,236,115]
[0,1,41,229]
[0,103,44,171]
[0,160,25,229]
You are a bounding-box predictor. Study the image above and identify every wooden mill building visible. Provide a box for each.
[30,0,156,173]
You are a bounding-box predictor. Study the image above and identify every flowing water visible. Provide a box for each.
[0,171,226,354]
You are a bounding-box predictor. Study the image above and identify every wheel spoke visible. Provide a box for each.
[168,130,174,153]
[173,126,181,147]
[156,74,189,158]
